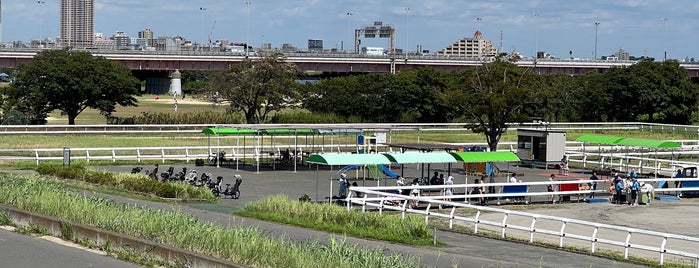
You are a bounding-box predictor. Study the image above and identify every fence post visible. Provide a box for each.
[424,203,432,224]
[660,236,667,265]
[433,227,437,246]
[474,210,481,234]
[591,226,599,253]
[449,207,456,229]
[559,222,567,248]
[86,149,90,163]
[501,213,509,238]
[111,149,116,162]
[34,150,40,166]
[529,217,537,243]
[624,231,632,259]
[401,200,408,219]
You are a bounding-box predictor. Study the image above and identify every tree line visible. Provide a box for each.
[2,51,698,150]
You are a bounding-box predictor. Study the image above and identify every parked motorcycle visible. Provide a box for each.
[208,176,223,197]
[223,175,243,199]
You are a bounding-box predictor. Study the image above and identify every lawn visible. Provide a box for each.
[46,94,225,125]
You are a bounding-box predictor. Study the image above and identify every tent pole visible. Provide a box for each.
[315,164,319,202]
[294,130,298,172]
[216,125,220,168]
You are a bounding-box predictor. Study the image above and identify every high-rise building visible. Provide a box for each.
[60,0,94,48]
[438,30,497,58]
[138,28,153,39]
[307,39,323,52]
[138,28,156,48]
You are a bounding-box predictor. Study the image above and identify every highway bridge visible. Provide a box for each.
[2,48,699,77]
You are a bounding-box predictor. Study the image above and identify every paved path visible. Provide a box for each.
[0,227,141,268]
[92,164,647,267]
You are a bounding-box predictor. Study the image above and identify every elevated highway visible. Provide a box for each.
[2,49,699,77]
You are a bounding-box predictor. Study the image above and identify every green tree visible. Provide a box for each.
[444,60,534,151]
[626,61,699,124]
[209,53,298,124]
[2,49,140,125]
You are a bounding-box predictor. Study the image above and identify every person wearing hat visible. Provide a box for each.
[630,177,640,206]
[338,173,348,198]
[445,176,454,201]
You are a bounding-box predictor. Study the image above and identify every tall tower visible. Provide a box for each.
[60,0,94,48]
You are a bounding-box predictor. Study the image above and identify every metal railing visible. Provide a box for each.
[347,183,699,267]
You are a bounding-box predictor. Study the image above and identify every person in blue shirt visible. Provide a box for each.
[675,169,684,189]
[630,178,640,206]
[338,173,348,198]
[615,179,624,204]
[628,168,638,179]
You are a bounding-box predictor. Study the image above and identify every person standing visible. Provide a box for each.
[338,173,348,198]
[478,177,487,205]
[674,169,684,189]
[628,168,638,179]
[547,174,555,203]
[615,178,625,204]
[430,171,439,185]
[588,171,598,200]
[445,176,454,201]
[396,176,405,195]
[630,177,640,206]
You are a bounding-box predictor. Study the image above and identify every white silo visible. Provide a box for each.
[168,69,182,97]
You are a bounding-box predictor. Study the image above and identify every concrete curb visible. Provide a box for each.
[0,206,247,268]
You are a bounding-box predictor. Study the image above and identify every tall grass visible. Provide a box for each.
[0,175,418,268]
[238,195,434,246]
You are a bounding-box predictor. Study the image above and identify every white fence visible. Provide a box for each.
[0,144,365,168]
[2,122,699,135]
[346,182,699,267]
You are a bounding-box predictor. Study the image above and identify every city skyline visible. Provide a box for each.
[2,0,698,60]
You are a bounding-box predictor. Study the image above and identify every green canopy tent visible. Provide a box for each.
[574,135,626,170]
[306,153,393,202]
[450,151,521,188]
[382,152,458,181]
[449,151,521,163]
[615,138,681,176]
[575,135,681,176]
[201,127,259,169]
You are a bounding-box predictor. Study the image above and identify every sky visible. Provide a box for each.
[2,0,698,60]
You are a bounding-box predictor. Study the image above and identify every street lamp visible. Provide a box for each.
[346,12,352,53]
[199,7,206,50]
[404,7,410,58]
[533,13,539,60]
[244,1,252,56]
[594,22,600,60]
[38,1,45,48]
[661,17,668,61]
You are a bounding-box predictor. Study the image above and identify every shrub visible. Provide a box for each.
[0,176,418,268]
[37,165,215,202]
[239,195,433,246]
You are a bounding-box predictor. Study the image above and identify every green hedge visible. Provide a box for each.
[36,165,216,202]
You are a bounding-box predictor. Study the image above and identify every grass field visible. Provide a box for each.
[8,93,699,151]
[46,94,225,125]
